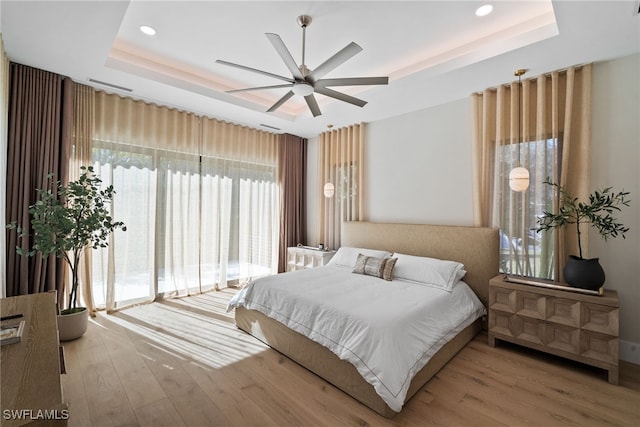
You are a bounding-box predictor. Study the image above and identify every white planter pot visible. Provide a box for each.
[57,307,88,342]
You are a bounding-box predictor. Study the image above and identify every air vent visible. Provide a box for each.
[260,124,281,131]
[88,78,133,92]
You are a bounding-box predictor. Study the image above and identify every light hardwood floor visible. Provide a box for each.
[60,288,640,427]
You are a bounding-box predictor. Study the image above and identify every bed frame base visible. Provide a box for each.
[235,306,482,418]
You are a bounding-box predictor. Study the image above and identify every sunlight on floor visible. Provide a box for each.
[92,289,267,369]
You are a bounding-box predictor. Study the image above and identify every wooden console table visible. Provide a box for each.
[1,292,68,426]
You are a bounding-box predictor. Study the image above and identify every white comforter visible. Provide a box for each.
[227,265,486,412]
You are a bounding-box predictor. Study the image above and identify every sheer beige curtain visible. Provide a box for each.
[471,65,592,280]
[92,92,279,310]
[93,91,201,310]
[94,91,201,154]
[72,84,96,313]
[200,117,279,289]
[0,36,9,298]
[318,123,366,250]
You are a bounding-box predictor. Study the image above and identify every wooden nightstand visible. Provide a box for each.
[287,246,335,272]
[488,275,619,384]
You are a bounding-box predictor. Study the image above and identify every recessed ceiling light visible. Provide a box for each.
[476,4,494,17]
[139,25,156,36]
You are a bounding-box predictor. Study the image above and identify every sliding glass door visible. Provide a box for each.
[90,140,278,310]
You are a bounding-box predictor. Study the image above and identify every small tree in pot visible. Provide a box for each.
[7,166,126,339]
[535,177,630,290]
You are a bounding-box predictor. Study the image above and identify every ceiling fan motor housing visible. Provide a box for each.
[299,64,311,77]
[297,15,312,28]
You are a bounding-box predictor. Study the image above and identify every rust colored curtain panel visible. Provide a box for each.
[278,133,307,273]
[5,63,74,300]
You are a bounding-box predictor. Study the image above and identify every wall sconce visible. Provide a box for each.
[323,182,335,198]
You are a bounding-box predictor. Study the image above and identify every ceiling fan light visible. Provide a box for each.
[292,83,314,96]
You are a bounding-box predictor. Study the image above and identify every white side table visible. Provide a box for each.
[286,246,336,272]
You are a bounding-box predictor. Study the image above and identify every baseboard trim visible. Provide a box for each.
[620,340,640,364]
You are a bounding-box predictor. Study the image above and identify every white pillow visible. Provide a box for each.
[392,253,466,292]
[327,247,393,268]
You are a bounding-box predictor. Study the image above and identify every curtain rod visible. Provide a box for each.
[476,63,589,93]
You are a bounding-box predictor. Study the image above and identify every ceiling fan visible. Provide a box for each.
[216,15,389,117]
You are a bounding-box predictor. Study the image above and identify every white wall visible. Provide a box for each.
[591,53,640,362]
[306,53,640,362]
[306,98,474,244]
[365,99,473,225]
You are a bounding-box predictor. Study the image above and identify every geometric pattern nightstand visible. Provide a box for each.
[488,275,619,384]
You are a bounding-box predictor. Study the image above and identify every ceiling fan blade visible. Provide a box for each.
[314,87,367,108]
[304,94,322,117]
[216,59,294,84]
[309,42,363,82]
[315,76,389,87]
[265,33,305,81]
[267,90,295,112]
[227,84,293,93]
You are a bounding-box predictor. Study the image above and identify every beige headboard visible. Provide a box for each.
[341,221,499,306]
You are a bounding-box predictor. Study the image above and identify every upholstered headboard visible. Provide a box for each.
[341,222,499,306]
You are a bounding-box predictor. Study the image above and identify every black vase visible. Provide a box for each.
[563,255,605,290]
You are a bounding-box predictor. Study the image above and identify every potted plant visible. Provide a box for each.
[536,177,630,290]
[7,166,126,340]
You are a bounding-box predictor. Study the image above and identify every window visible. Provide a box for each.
[496,137,561,279]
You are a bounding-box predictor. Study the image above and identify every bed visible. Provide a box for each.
[228,221,499,417]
